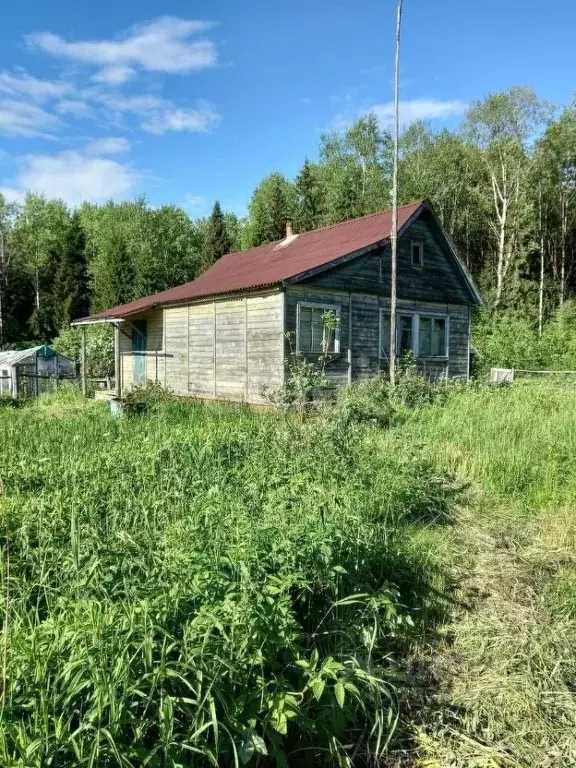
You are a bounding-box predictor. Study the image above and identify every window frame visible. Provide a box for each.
[410,239,424,268]
[296,301,341,355]
[379,309,449,360]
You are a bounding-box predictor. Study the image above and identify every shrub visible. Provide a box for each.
[0,393,17,409]
[392,355,448,409]
[122,381,174,415]
[329,376,395,427]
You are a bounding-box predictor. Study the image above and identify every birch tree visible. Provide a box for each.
[464,88,550,307]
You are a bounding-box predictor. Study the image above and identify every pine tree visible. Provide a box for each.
[329,164,363,224]
[53,211,90,329]
[295,159,324,232]
[202,201,231,269]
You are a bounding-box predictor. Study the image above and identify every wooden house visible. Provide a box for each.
[0,345,77,398]
[73,200,482,404]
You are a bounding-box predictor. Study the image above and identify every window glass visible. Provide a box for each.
[398,315,413,355]
[419,317,432,355]
[298,305,338,353]
[419,316,446,356]
[380,313,391,357]
[431,317,446,356]
[411,241,423,266]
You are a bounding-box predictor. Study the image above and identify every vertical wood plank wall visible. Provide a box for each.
[119,291,284,404]
[118,287,470,400]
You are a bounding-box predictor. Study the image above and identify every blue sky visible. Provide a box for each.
[0,0,574,216]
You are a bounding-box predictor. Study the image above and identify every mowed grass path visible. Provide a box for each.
[386,382,576,767]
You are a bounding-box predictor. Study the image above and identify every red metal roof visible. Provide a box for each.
[77,201,425,322]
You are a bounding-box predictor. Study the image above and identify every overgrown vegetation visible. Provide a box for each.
[0,388,455,766]
[1,378,575,766]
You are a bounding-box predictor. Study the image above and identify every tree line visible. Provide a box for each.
[1,85,575,351]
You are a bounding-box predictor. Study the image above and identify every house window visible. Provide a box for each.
[297,302,340,354]
[419,316,447,357]
[411,240,423,267]
[380,312,415,357]
[398,314,414,354]
[380,310,447,359]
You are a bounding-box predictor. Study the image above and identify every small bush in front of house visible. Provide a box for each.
[122,381,174,415]
[329,375,395,428]
[392,353,449,410]
[265,356,328,416]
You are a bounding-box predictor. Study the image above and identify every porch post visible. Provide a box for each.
[114,323,121,397]
[80,325,87,397]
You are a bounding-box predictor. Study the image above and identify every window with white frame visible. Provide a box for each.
[380,310,447,359]
[411,240,424,267]
[297,302,340,354]
[418,316,447,357]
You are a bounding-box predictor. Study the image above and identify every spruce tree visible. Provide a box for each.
[246,173,295,246]
[53,211,90,329]
[113,240,135,306]
[91,235,134,312]
[202,201,231,269]
[295,159,324,232]
[267,177,288,242]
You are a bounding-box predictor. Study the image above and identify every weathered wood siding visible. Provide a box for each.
[120,292,283,403]
[246,293,284,401]
[284,286,470,385]
[308,210,475,305]
[188,303,215,398]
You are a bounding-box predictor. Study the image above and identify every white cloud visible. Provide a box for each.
[1,148,139,206]
[88,91,167,114]
[28,16,217,82]
[55,99,93,118]
[0,70,72,101]
[333,98,469,133]
[141,105,220,134]
[368,98,468,127]
[0,100,61,137]
[85,137,131,155]
[184,194,204,208]
[92,65,135,85]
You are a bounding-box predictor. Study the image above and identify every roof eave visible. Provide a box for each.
[71,317,127,326]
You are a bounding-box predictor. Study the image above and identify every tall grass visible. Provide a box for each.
[403,380,576,509]
[0,391,454,767]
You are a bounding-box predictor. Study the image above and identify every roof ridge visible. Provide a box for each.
[261,200,424,246]
[218,200,425,257]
